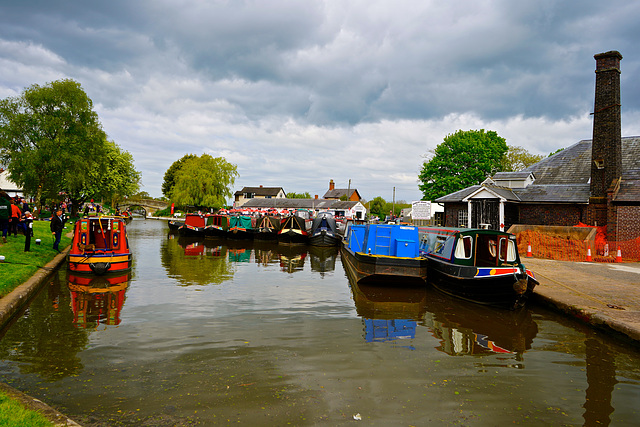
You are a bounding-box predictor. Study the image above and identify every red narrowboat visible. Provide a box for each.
[68,215,132,275]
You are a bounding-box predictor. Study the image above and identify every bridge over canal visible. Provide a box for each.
[118,199,169,217]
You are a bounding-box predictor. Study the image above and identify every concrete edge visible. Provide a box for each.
[532,292,640,346]
[0,238,83,426]
[0,245,70,330]
[0,382,81,426]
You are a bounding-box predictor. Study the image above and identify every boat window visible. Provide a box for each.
[454,235,473,259]
[488,240,497,257]
[499,238,517,262]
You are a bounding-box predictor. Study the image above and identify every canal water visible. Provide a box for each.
[1,219,639,426]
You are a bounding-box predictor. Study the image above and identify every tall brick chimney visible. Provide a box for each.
[590,51,622,201]
[329,179,335,191]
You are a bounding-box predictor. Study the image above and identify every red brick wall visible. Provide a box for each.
[518,204,585,226]
[616,205,640,241]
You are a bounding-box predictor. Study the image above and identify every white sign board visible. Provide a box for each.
[411,201,431,220]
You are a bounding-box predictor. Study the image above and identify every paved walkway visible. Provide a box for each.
[525,257,640,344]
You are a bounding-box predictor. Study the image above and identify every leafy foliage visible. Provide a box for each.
[500,145,544,172]
[286,192,311,199]
[418,129,508,201]
[0,79,139,215]
[170,154,238,208]
[162,154,197,197]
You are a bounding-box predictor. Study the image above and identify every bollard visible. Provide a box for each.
[586,245,592,262]
[526,243,532,257]
[616,246,622,263]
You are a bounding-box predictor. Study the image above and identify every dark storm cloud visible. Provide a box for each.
[2,0,640,201]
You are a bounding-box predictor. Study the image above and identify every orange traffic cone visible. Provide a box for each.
[526,244,532,257]
[616,246,622,263]
[586,246,592,262]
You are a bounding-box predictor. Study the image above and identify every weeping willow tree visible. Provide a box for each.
[169,154,238,209]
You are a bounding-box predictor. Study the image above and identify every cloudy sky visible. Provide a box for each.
[1,1,640,203]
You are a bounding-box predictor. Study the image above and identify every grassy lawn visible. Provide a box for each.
[0,220,73,297]
[0,390,52,427]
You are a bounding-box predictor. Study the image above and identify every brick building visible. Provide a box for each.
[436,51,640,242]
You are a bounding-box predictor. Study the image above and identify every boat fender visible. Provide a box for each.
[513,278,528,295]
[89,262,112,275]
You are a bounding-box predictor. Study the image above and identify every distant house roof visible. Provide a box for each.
[241,198,362,210]
[323,188,362,200]
[234,186,284,197]
[436,136,640,204]
[0,170,23,194]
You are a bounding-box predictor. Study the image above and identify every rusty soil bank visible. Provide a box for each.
[0,250,639,425]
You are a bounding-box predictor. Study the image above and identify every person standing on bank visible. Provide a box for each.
[0,191,10,244]
[10,199,22,237]
[50,208,65,252]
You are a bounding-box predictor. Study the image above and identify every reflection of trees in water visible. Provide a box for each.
[160,236,235,286]
[0,271,89,380]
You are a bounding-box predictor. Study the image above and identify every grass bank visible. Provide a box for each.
[0,220,73,297]
[0,390,52,427]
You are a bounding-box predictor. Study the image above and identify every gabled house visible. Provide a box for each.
[233,186,286,207]
[323,179,362,202]
[436,51,640,242]
[0,169,23,197]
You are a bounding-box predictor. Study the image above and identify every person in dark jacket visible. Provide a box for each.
[0,191,10,244]
[50,208,65,252]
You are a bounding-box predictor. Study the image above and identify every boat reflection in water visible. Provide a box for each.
[422,291,538,360]
[344,261,538,359]
[309,245,339,277]
[279,245,307,273]
[67,272,130,329]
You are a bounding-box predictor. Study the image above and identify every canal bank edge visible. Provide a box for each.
[0,382,81,427]
[525,257,640,346]
[0,242,82,427]
[0,245,70,330]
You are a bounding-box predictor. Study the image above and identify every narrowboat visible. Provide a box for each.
[418,227,538,310]
[254,215,281,241]
[167,219,184,232]
[277,214,309,245]
[341,223,428,284]
[68,216,132,275]
[204,214,230,238]
[178,213,206,237]
[309,212,341,246]
[228,214,255,239]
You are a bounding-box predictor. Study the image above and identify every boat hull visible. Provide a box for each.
[341,243,427,285]
[68,253,132,275]
[309,230,341,247]
[204,226,227,238]
[178,225,205,237]
[426,256,537,310]
[278,229,308,245]
[168,220,184,231]
[227,228,254,240]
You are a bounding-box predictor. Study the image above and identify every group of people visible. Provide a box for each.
[0,191,33,244]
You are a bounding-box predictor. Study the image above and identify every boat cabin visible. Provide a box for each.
[419,227,519,267]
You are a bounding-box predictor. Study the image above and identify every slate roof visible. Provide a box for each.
[240,198,361,210]
[436,136,640,204]
[323,188,361,200]
[234,186,284,197]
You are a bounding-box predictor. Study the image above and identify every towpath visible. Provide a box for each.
[525,257,640,345]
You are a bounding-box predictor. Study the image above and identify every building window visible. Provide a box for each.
[244,193,255,199]
[265,196,272,199]
[458,210,468,228]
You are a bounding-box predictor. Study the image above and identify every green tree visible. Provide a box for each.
[89,140,141,209]
[162,154,197,198]
[419,129,508,201]
[170,154,238,208]
[0,79,110,215]
[286,192,311,199]
[500,145,544,172]
[368,196,387,220]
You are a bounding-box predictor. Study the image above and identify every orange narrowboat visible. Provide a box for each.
[68,215,133,275]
